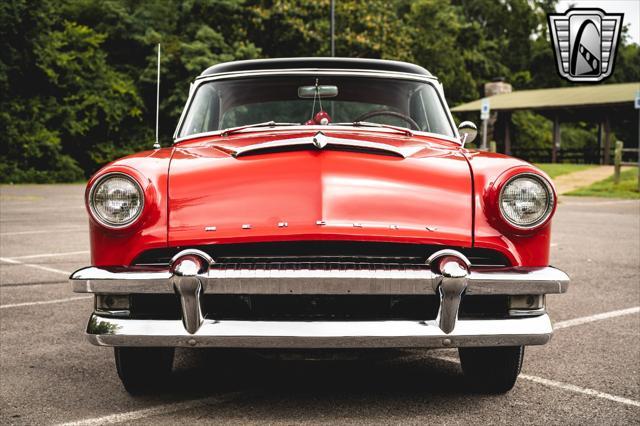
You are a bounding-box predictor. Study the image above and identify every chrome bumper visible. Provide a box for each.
[71,250,569,344]
[71,265,569,295]
[86,313,553,348]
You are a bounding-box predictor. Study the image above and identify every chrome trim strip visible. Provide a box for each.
[70,266,570,295]
[195,68,439,82]
[203,268,435,295]
[466,267,570,294]
[216,133,424,159]
[71,267,173,293]
[85,314,553,348]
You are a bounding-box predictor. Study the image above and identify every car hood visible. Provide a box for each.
[167,130,472,247]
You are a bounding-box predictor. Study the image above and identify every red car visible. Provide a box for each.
[71,58,569,394]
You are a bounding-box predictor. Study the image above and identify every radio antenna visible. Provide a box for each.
[153,43,161,149]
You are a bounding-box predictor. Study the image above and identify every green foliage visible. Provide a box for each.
[559,123,598,150]
[409,0,477,102]
[511,111,552,150]
[1,3,144,181]
[1,0,639,182]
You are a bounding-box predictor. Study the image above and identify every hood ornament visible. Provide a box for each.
[312,131,328,149]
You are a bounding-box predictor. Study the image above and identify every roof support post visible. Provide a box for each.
[552,115,561,163]
[597,122,603,164]
[603,115,612,165]
[503,111,512,156]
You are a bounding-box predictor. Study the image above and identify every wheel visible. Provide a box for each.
[114,347,174,394]
[458,346,524,394]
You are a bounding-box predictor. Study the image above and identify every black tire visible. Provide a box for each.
[458,346,524,394]
[114,347,174,394]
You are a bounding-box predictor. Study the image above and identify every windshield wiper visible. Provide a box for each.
[221,121,300,137]
[330,121,413,136]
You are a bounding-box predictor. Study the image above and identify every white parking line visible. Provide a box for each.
[41,305,640,423]
[56,392,244,426]
[9,250,89,260]
[520,374,640,407]
[554,306,640,330]
[431,355,640,408]
[0,227,86,236]
[0,257,70,275]
[0,296,91,309]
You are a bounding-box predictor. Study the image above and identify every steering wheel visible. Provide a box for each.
[353,110,420,130]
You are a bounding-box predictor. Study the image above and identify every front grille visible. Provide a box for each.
[130,242,510,321]
[208,261,432,273]
[129,294,509,321]
[204,295,439,320]
[132,241,509,268]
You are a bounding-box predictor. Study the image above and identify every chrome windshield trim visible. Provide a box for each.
[173,125,461,146]
[71,265,570,296]
[85,314,553,348]
[172,69,458,142]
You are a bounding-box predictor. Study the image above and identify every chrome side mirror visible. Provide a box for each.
[458,121,478,145]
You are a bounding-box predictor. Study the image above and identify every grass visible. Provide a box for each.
[567,168,640,199]
[533,163,596,179]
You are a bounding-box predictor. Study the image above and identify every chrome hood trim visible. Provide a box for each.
[213,131,424,159]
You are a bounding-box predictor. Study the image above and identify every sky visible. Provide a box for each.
[556,0,640,45]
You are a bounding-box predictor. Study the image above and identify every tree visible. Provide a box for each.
[1,0,638,182]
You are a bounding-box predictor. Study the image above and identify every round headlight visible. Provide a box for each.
[89,173,144,228]
[499,174,554,229]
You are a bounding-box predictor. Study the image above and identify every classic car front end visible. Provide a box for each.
[71,58,569,394]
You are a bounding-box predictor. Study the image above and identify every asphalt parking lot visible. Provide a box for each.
[1,184,638,425]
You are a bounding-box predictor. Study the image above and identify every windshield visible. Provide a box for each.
[178,75,454,138]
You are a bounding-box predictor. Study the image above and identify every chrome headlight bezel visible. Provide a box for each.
[88,172,145,229]
[498,173,555,230]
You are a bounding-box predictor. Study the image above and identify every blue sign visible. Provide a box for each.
[480,98,490,120]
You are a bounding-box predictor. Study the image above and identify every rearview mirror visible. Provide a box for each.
[298,85,338,99]
[458,121,478,145]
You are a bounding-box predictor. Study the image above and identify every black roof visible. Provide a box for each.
[200,57,432,77]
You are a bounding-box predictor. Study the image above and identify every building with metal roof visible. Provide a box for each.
[452,82,639,163]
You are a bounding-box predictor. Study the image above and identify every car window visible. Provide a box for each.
[179,76,453,137]
[180,84,220,136]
